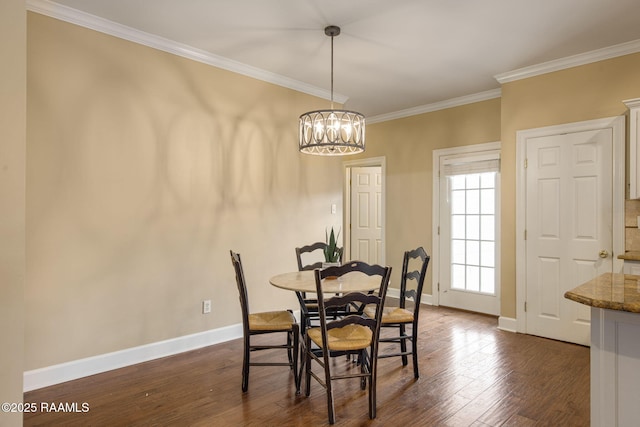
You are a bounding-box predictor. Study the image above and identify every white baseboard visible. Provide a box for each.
[387,288,400,299]
[24,323,244,392]
[498,316,517,333]
[23,296,442,392]
[420,293,434,306]
[386,288,433,306]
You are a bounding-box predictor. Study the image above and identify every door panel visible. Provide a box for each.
[525,129,612,345]
[350,166,382,264]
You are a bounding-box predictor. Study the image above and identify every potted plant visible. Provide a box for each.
[323,227,342,267]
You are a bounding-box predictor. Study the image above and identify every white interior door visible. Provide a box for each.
[350,166,382,264]
[524,128,613,346]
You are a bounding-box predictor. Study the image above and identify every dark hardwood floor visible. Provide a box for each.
[24,306,590,426]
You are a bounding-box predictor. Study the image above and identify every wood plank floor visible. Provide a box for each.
[24,306,590,426]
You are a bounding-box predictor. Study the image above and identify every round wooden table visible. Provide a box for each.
[269,270,382,294]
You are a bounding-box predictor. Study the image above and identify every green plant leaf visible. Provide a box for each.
[324,226,341,262]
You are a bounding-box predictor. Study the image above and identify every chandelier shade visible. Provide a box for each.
[298,26,365,155]
[299,108,365,155]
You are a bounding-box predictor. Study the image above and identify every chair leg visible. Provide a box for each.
[412,323,419,379]
[292,325,300,393]
[297,333,307,395]
[360,350,367,390]
[242,335,250,392]
[399,324,408,366]
[304,336,312,397]
[325,362,335,425]
[326,390,335,425]
[286,330,293,367]
[369,348,377,420]
[316,343,335,424]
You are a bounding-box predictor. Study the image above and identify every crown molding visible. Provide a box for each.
[367,89,502,124]
[26,0,640,122]
[495,38,640,84]
[26,0,348,104]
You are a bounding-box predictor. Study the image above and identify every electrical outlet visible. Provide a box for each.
[202,299,211,314]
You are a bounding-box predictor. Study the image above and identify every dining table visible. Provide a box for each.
[269,269,383,328]
[269,269,383,294]
[269,268,383,393]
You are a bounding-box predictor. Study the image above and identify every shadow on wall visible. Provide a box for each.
[26,14,342,368]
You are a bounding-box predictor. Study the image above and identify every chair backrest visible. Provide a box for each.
[230,250,250,327]
[314,261,391,351]
[295,242,343,271]
[399,247,430,311]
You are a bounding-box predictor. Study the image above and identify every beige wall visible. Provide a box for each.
[23,9,640,376]
[1,0,26,426]
[355,99,502,293]
[26,13,344,370]
[356,52,640,320]
[500,53,640,318]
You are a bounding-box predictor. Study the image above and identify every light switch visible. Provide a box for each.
[331,204,337,214]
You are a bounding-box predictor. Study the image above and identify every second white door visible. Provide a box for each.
[350,166,383,264]
[523,124,616,346]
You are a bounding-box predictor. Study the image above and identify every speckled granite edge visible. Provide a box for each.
[564,272,640,313]
[618,251,640,261]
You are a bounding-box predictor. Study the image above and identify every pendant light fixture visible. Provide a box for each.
[298,26,365,155]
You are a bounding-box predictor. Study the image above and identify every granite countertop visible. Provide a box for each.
[564,272,640,313]
[617,251,640,261]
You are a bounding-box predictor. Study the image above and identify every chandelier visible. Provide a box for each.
[299,26,365,155]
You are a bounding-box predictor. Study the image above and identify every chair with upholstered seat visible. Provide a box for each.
[364,246,430,378]
[230,250,299,392]
[304,261,391,424]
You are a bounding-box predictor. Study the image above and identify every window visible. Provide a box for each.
[443,153,499,296]
[449,172,497,294]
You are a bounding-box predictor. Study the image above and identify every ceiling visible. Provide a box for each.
[32,0,640,120]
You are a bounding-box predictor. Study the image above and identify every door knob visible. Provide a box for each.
[599,249,609,258]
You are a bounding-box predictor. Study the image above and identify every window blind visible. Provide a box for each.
[441,151,500,176]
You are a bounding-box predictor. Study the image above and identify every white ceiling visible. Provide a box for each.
[30,0,640,120]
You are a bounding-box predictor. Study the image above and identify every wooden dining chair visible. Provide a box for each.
[296,241,332,271]
[295,242,344,330]
[304,261,391,424]
[230,250,299,392]
[364,246,430,378]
